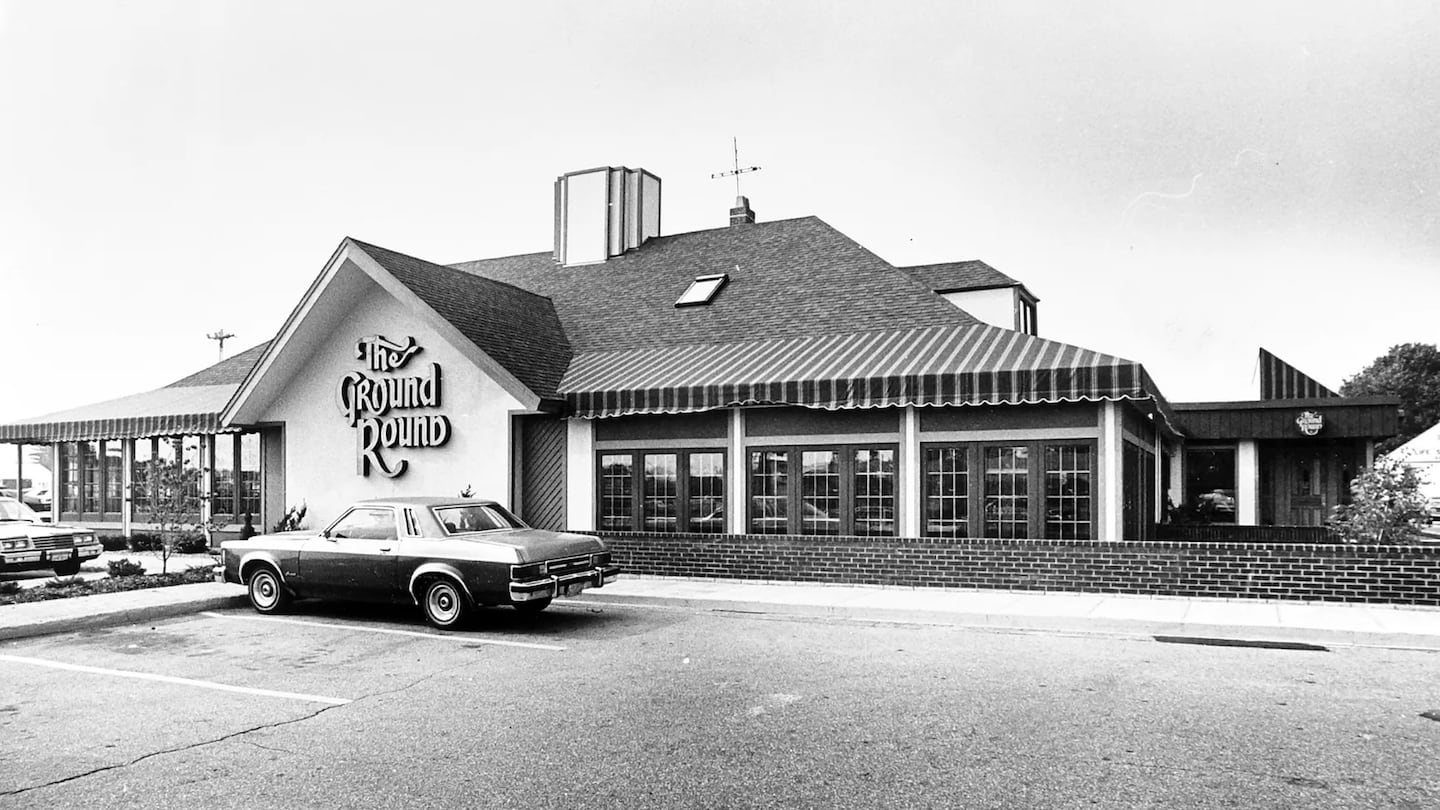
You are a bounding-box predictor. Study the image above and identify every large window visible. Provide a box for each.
[748,445,896,536]
[60,440,123,519]
[211,433,263,526]
[597,450,726,534]
[924,441,1096,540]
[1185,447,1236,524]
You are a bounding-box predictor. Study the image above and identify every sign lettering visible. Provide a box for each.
[337,336,452,477]
[1295,410,1324,437]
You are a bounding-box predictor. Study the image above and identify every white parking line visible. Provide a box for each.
[201,612,567,651]
[0,654,351,706]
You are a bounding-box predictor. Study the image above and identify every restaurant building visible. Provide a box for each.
[0,165,1397,551]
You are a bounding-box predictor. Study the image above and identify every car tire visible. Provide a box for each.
[246,567,291,615]
[513,597,552,614]
[421,578,470,630]
[52,559,82,577]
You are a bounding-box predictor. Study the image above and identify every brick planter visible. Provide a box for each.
[601,532,1440,606]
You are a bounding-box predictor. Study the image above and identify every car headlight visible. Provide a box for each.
[590,551,612,568]
[511,562,549,580]
[1,537,33,551]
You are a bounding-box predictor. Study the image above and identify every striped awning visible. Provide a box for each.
[0,384,239,444]
[560,323,1180,429]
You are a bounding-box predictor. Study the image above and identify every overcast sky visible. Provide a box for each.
[2,0,1437,424]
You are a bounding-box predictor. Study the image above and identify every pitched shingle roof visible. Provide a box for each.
[352,240,572,398]
[167,342,270,388]
[898,260,1021,293]
[449,217,979,353]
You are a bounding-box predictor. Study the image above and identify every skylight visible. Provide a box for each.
[675,273,728,307]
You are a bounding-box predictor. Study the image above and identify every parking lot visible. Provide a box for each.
[4,597,1439,809]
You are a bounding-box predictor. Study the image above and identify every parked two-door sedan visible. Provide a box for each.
[219,497,620,629]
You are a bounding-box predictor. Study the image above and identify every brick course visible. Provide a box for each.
[603,532,1440,606]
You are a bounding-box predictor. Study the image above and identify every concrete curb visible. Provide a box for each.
[0,584,248,642]
[569,592,1440,651]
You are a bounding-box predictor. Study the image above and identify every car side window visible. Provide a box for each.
[403,509,422,537]
[328,508,398,541]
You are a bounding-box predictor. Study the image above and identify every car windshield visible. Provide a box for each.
[432,504,527,535]
[0,497,40,522]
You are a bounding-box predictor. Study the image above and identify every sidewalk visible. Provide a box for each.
[2,573,1438,647]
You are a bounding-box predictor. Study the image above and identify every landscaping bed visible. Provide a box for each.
[0,566,215,606]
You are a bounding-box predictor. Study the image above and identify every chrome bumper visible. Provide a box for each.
[510,564,621,602]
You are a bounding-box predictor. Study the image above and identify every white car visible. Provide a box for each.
[0,497,101,576]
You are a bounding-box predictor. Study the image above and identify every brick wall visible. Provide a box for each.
[603,532,1440,606]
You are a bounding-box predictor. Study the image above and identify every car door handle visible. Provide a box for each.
[378,547,392,553]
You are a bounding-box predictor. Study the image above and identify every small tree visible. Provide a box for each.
[144,456,207,574]
[1331,457,1427,544]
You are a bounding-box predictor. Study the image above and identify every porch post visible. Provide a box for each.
[121,439,133,538]
[900,406,920,537]
[1237,440,1260,525]
[566,418,595,531]
[728,408,746,535]
[1100,402,1123,541]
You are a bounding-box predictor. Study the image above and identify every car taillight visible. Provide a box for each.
[511,562,548,580]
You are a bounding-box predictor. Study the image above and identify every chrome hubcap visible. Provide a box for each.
[428,586,458,622]
[253,576,276,607]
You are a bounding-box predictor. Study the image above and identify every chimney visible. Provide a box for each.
[729,195,756,226]
[554,167,661,267]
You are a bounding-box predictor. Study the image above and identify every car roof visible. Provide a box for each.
[353,497,502,509]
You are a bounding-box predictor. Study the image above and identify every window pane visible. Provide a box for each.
[1045,445,1092,540]
[924,446,968,538]
[103,441,124,514]
[749,450,789,534]
[61,442,80,513]
[984,446,1029,538]
[687,452,725,533]
[131,440,153,516]
[81,441,101,513]
[239,433,261,520]
[599,454,633,531]
[1186,448,1236,524]
[330,508,397,541]
[853,448,895,537]
[213,435,236,522]
[642,454,678,532]
[801,450,840,535]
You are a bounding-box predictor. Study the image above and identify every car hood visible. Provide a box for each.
[0,519,92,541]
[461,528,606,562]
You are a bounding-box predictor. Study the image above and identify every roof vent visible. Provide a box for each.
[676,273,729,307]
[554,167,661,267]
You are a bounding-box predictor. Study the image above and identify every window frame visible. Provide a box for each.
[594,448,728,534]
[746,443,898,537]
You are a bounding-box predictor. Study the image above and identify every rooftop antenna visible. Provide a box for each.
[711,136,762,196]
[207,329,235,361]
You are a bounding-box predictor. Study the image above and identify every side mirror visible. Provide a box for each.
[321,530,335,541]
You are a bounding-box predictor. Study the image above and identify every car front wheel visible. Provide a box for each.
[247,567,290,614]
[422,579,470,630]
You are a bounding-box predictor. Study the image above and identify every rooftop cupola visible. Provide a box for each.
[553,167,661,267]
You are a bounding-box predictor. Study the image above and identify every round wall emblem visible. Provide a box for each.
[1295,410,1324,436]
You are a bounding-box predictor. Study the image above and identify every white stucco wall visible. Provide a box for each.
[942,288,1014,329]
[258,279,526,528]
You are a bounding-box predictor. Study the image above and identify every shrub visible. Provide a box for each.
[97,533,130,552]
[272,502,308,533]
[0,581,19,596]
[1332,457,1428,543]
[172,533,209,554]
[107,558,147,577]
[44,576,85,589]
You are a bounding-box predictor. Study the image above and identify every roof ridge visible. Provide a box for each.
[350,238,559,307]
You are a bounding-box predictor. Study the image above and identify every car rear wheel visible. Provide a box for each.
[247,567,290,614]
[422,579,470,630]
[52,559,82,577]
[513,597,552,614]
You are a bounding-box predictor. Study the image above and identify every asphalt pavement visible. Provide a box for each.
[2,559,1437,647]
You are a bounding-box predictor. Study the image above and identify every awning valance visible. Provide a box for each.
[559,324,1181,430]
[0,384,239,444]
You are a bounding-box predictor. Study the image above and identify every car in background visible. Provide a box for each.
[219,497,620,629]
[1426,496,1440,525]
[0,496,102,576]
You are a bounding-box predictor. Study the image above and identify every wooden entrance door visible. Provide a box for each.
[1287,450,1325,526]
